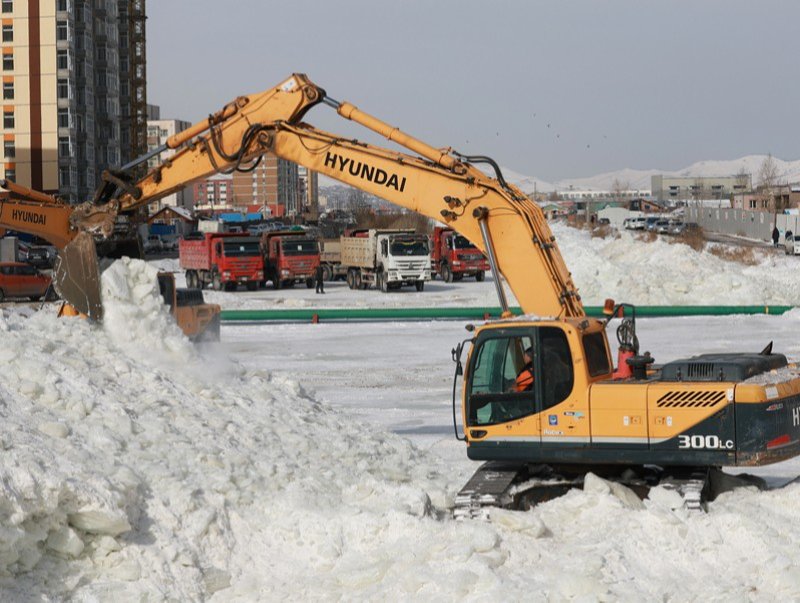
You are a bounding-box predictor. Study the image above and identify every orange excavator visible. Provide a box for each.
[5,74,800,514]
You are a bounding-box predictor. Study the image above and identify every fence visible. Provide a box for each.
[685,206,799,243]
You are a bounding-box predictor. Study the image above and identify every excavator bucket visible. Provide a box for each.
[53,232,103,321]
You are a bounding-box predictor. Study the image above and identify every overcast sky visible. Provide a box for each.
[146,0,800,182]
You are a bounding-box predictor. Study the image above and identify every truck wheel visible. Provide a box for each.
[415,281,425,292]
[354,271,363,289]
[442,264,453,283]
[186,271,195,289]
[0,289,4,302]
[475,270,485,282]
[322,265,333,281]
[346,270,355,290]
[306,278,314,289]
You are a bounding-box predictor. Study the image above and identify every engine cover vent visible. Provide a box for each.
[656,390,727,408]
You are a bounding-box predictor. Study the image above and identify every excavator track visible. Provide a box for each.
[453,463,769,519]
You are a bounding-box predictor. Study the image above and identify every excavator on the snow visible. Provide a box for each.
[4,74,800,514]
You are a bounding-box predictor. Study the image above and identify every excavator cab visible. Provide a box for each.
[457,321,584,453]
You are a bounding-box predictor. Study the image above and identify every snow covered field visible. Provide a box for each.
[3,226,800,600]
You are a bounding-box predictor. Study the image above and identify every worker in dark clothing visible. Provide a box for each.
[772,226,780,247]
[514,346,535,392]
[315,264,325,294]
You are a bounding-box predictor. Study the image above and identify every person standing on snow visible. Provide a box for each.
[772,226,780,247]
[315,264,325,294]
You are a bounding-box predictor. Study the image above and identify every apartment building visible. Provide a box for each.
[230,153,300,216]
[1,0,146,202]
[145,112,191,211]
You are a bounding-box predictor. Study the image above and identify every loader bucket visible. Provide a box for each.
[53,232,103,321]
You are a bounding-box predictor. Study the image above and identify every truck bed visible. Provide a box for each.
[179,238,213,271]
[340,236,377,269]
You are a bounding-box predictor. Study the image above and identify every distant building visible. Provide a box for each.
[652,175,748,203]
[192,173,232,211]
[1,0,147,202]
[146,113,192,211]
[230,153,301,217]
[556,188,651,201]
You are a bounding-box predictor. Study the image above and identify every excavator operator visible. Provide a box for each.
[514,347,536,392]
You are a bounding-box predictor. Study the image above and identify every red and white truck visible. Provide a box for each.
[179,233,264,291]
[260,230,321,289]
[341,229,431,292]
[430,226,489,282]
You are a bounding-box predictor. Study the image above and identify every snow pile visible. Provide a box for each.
[2,260,800,598]
[553,222,800,306]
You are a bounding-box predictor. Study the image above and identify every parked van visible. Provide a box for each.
[785,231,800,255]
[623,217,646,230]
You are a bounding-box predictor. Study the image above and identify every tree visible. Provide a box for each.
[758,154,781,213]
[610,178,631,206]
[345,188,373,227]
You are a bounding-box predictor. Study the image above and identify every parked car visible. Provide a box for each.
[160,234,180,252]
[644,216,662,232]
[143,234,164,253]
[654,219,672,234]
[0,262,55,301]
[668,221,688,236]
[785,231,800,255]
[26,245,57,268]
[623,216,646,230]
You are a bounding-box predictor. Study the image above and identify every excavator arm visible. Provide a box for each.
[95,74,583,318]
[1,73,582,319]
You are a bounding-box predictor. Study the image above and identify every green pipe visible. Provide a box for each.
[220,305,795,322]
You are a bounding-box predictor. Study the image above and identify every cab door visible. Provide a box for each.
[535,326,582,450]
[465,331,539,443]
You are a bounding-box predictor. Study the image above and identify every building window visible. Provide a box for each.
[2,81,12,99]
[56,0,67,11]
[3,112,13,129]
[57,78,68,99]
[3,140,14,158]
[59,166,71,186]
[2,54,11,71]
[2,24,12,42]
[58,137,70,157]
[4,167,14,181]
[58,108,69,128]
[57,50,68,70]
[1,1,12,14]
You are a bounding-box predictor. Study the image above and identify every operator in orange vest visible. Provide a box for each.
[514,346,535,392]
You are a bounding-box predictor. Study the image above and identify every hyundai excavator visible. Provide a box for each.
[5,74,800,515]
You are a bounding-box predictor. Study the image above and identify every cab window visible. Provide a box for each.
[583,331,611,377]
[467,334,534,426]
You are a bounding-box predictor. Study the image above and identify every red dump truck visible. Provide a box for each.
[260,230,320,289]
[430,226,489,282]
[179,233,264,291]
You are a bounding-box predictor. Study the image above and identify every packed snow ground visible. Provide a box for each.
[150,222,800,310]
[3,226,800,599]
